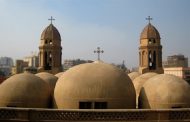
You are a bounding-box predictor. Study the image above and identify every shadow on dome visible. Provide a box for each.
[138,87,151,109]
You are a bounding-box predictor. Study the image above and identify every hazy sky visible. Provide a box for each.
[0,0,190,68]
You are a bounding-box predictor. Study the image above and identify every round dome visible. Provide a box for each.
[54,61,136,109]
[133,72,158,108]
[139,74,190,109]
[128,72,141,81]
[55,72,64,78]
[133,72,158,97]
[41,24,61,41]
[0,73,50,108]
[140,23,160,39]
[36,72,58,94]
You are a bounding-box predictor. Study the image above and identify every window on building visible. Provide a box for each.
[7,105,16,107]
[94,102,107,109]
[172,106,182,108]
[79,102,92,109]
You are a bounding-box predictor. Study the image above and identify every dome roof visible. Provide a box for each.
[36,72,58,95]
[139,74,190,109]
[55,72,64,78]
[140,23,160,39]
[0,73,50,108]
[41,24,61,41]
[133,72,158,96]
[54,61,136,109]
[132,72,158,108]
[128,72,141,81]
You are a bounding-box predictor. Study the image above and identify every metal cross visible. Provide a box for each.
[48,16,55,24]
[94,47,104,61]
[146,16,153,23]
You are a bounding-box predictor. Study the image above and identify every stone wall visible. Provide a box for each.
[0,107,190,122]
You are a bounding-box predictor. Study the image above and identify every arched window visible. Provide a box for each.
[49,40,52,45]
[153,39,156,43]
[45,40,48,44]
[148,39,152,44]
[148,51,153,69]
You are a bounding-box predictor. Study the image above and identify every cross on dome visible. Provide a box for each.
[94,47,104,61]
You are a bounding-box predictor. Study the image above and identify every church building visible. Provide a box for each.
[0,17,190,122]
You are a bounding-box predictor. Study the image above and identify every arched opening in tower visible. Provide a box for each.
[153,51,156,69]
[148,51,156,70]
[44,51,52,70]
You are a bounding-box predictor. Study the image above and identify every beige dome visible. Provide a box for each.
[139,74,190,109]
[133,72,158,96]
[0,73,50,108]
[35,72,58,94]
[55,72,64,78]
[140,23,160,39]
[41,24,61,41]
[133,72,158,108]
[128,72,141,81]
[54,61,136,109]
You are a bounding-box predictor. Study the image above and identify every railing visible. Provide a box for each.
[0,107,190,121]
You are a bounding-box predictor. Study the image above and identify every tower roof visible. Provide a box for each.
[140,23,160,39]
[41,24,61,41]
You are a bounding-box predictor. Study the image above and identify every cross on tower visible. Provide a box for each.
[48,16,55,24]
[146,16,153,23]
[94,47,104,61]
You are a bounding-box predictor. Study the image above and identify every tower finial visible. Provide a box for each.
[146,16,153,23]
[48,16,55,24]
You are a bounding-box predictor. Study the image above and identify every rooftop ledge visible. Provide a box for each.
[1,107,190,121]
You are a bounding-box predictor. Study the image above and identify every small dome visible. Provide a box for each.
[133,72,158,108]
[35,72,58,94]
[41,24,61,41]
[54,61,136,109]
[128,72,141,81]
[55,72,64,78]
[133,72,158,96]
[139,74,190,109]
[0,73,50,108]
[140,23,160,39]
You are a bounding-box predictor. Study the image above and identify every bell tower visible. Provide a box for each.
[38,17,62,74]
[139,16,163,74]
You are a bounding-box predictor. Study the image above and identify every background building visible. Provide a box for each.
[63,59,93,71]
[164,67,190,83]
[11,53,39,75]
[163,54,188,68]
[0,57,14,67]
[163,54,190,82]
[11,60,28,75]
[0,70,6,84]
[23,52,39,68]
[0,57,14,76]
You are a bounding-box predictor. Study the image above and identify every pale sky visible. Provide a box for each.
[0,0,190,69]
